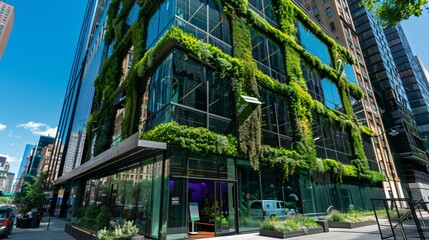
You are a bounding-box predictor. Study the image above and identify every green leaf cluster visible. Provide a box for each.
[362,0,429,27]
[260,216,320,232]
[89,0,380,182]
[141,122,238,156]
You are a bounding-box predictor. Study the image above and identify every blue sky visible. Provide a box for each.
[0,1,87,179]
[0,1,428,182]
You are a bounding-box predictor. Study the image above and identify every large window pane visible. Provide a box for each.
[276,98,290,136]
[250,28,285,82]
[209,72,233,119]
[237,160,261,232]
[321,78,342,110]
[176,0,231,53]
[297,22,331,66]
[260,90,277,132]
[249,0,278,26]
[344,64,357,84]
[146,0,175,49]
[172,52,207,111]
[147,54,174,116]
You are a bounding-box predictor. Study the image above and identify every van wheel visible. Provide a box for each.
[270,214,276,218]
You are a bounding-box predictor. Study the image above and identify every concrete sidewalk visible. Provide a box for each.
[9,217,74,240]
[205,224,385,240]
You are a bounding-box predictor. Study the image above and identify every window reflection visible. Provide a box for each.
[302,66,343,111]
[250,28,286,82]
[176,0,231,53]
[259,89,291,148]
[344,64,357,84]
[296,22,331,66]
[249,0,278,26]
[146,0,175,49]
[145,49,234,135]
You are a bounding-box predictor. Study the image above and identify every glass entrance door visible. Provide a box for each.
[215,181,236,235]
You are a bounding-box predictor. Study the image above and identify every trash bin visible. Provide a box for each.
[20,218,32,228]
[30,211,42,228]
[16,217,22,228]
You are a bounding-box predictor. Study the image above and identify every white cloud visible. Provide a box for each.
[17,121,57,137]
[7,130,22,139]
[0,123,6,132]
[0,153,19,163]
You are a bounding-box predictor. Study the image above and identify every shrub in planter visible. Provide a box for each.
[260,216,321,232]
[97,220,139,240]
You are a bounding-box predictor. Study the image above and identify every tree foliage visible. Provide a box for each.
[14,173,50,212]
[362,0,429,27]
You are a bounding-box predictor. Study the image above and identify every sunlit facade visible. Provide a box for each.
[348,0,429,199]
[52,0,387,239]
[299,0,404,203]
[0,1,13,59]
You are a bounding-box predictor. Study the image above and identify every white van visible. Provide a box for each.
[248,200,293,220]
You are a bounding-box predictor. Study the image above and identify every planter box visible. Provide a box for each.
[65,223,98,240]
[65,224,144,240]
[259,227,324,238]
[327,221,376,229]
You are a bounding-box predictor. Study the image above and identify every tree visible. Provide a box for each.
[362,0,429,27]
[14,173,50,212]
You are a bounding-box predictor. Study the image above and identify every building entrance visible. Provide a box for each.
[187,179,237,237]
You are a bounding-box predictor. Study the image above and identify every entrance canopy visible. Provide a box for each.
[55,133,166,185]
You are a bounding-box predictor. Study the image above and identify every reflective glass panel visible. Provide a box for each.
[296,22,331,66]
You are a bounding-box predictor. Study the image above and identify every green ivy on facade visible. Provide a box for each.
[88,0,383,183]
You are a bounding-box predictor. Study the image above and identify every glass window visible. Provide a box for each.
[260,89,277,132]
[321,78,342,111]
[209,72,233,119]
[276,98,290,136]
[249,0,278,26]
[126,3,140,25]
[344,64,357,84]
[329,22,336,31]
[146,49,234,134]
[326,7,332,17]
[176,0,231,53]
[313,5,319,13]
[250,28,286,82]
[147,53,174,117]
[237,160,262,231]
[296,22,331,66]
[146,0,175,49]
[172,52,207,111]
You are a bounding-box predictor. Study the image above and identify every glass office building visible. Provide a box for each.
[348,0,429,199]
[52,0,386,238]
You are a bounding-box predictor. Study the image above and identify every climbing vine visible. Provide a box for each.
[88,0,379,181]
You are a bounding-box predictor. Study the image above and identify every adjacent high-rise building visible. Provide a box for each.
[0,156,11,194]
[5,172,14,193]
[27,136,55,176]
[383,24,429,201]
[14,144,34,193]
[47,0,108,184]
[348,0,429,200]
[0,1,14,59]
[300,0,404,202]
[384,25,429,154]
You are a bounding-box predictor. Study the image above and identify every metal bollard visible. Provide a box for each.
[46,217,51,230]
